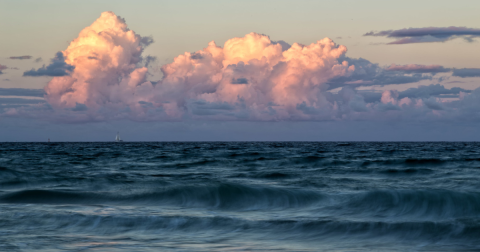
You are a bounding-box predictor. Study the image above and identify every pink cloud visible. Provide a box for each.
[3,12,479,123]
[42,12,355,121]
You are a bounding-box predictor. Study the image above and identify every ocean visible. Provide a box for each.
[1,142,479,251]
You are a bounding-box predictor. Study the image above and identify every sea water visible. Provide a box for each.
[1,142,479,251]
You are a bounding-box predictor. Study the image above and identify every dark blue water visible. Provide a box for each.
[1,142,480,251]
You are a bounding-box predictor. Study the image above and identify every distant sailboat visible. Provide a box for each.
[115,132,123,142]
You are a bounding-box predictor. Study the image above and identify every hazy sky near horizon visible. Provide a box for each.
[1,0,480,141]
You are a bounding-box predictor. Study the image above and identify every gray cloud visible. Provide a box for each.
[143,55,157,67]
[0,97,44,105]
[34,57,43,63]
[0,64,6,74]
[452,68,480,78]
[231,77,249,84]
[0,88,45,97]
[0,104,29,110]
[378,102,401,111]
[424,98,444,110]
[189,100,236,116]
[23,52,74,77]
[191,100,235,110]
[272,40,291,51]
[364,26,480,44]
[386,64,450,74]
[358,91,382,103]
[398,84,469,99]
[71,103,88,111]
[296,102,322,115]
[9,55,32,60]
[138,101,153,108]
[355,84,470,104]
[190,53,203,60]
[140,36,154,47]
[327,57,431,90]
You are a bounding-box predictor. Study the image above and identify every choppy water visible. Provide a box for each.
[1,142,480,251]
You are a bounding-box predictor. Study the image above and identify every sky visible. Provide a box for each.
[1,0,480,141]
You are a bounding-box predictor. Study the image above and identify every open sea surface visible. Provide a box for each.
[1,142,480,251]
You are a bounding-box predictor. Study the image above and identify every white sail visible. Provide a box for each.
[115,132,120,142]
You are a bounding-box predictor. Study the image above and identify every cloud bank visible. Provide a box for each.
[365,26,480,44]
[33,12,359,121]
[3,12,480,123]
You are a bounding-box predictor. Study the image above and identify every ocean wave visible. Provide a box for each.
[3,185,480,221]
[342,189,480,219]
[2,210,479,245]
[0,183,324,210]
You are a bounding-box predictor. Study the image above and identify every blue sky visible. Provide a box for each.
[1,0,480,141]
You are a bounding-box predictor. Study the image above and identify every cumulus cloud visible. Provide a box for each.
[365,26,480,44]
[37,12,357,121]
[4,11,480,123]
[23,52,75,76]
[156,32,358,120]
[452,68,480,78]
[9,55,32,60]
[41,11,152,116]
